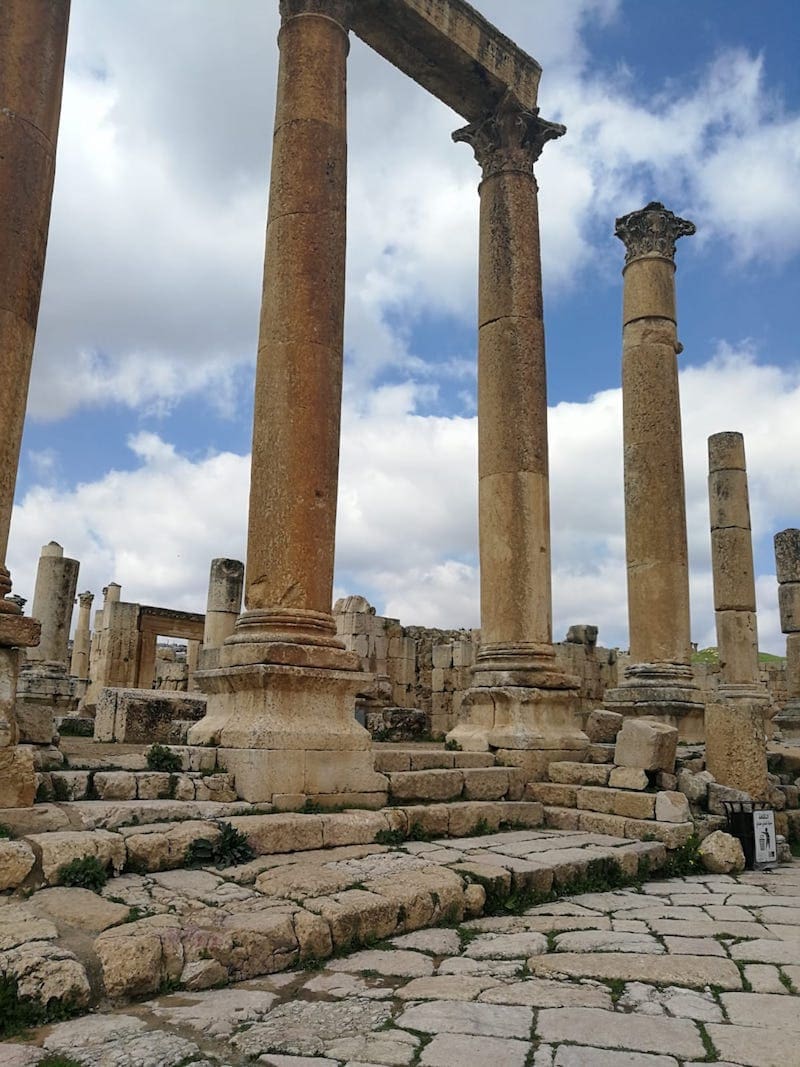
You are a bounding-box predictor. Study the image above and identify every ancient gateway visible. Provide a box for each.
[0,0,788,814]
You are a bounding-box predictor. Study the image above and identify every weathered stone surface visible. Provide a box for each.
[41,1014,204,1067]
[396,1000,533,1039]
[528,951,742,989]
[478,978,611,1009]
[553,1050,677,1067]
[230,998,393,1058]
[464,932,548,959]
[148,987,277,1038]
[389,769,464,801]
[707,1022,800,1067]
[0,839,35,890]
[327,948,434,978]
[655,790,690,823]
[676,767,714,803]
[549,762,610,786]
[28,828,126,885]
[554,930,663,954]
[536,1006,704,1058]
[0,746,35,808]
[421,1033,530,1067]
[609,766,649,791]
[707,782,752,816]
[29,886,130,932]
[699,831,745,874]
[585,709,624,744]
[397,974,499,1000]
[0,940,91,1010]
[705,701,768,800]
[614,719,678,772]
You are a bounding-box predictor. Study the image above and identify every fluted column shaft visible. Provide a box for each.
[227,0,353,669]
[454,95,565,680]
[0,0,70,607]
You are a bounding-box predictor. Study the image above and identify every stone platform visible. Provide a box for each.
[1,859,799,1065]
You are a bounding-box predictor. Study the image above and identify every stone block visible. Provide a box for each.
[462,767,511,800]
[705,702,768,799]
[447,801,504,836]
[29,829,126,884]
[612,790,656,820]
[496,800,543,827]
[400,804,450,837]
[431,668,446,692]
[544,806,580,830]
[93,771,137,801]
[576,811,628,837]
[677,767,714,803]
[432,643,452,669]
[0,839,36,890]
[608,766,648,791]
[226,813,323,855]
[624,819,694,848]
[50,771,89,800]
[614,719,678,772]
[549,762,610,786]
[707,782,752,816]
[95,687,207,744]
[389,769,464,802]
[0,745,36,807]
[373,750,411,773]
[779,582,800,633]
[775,529,800,584]
[698,830,745,874]
[527,782,578,807]
[585,709,623,744]
[655,790,691,823]
[575,786,615,814]
[656,771,678,790]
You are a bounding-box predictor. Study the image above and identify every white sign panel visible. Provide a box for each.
[753,810,777,867]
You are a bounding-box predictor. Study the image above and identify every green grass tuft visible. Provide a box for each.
[57,855,108,891]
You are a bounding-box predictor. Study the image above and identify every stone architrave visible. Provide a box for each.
[704,432,768,793]
[17,542,80,743]
[604,202,704,741]
[445,93,588,762]
[0,0,69,800]
[70,591,94,681]
[188,0,387,804]
[775,529,800,737]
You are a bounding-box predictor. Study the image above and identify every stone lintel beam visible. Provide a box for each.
[351,0,541,121]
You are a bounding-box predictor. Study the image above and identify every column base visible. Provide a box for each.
[188,661,388,803]
[705,699,768,800]
[0,744,36,808]
[604,662,705,742]
[446,682,589,755]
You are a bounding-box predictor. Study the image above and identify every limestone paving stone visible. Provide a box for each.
[478,978,612,1009]
[529,951,743,988]
[553,930,663,954]
[230,998,394,1058]
[553,1051,678,1067]
[327,948,435,977]
[707,1023,800,1067]
[463,931,548,958]
[147,987,279,1038]
[419,1033,530,1067]
[618,982,723,1021]
[390,928,461,955]
[535,1006,705,1058]
[396,974,499,1000]
[395,1000,533,1039]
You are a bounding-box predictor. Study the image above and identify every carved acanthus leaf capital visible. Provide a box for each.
[279,0,352,27]
[615,201,696,265]
[78,591,94,608]
[453,93,566,180]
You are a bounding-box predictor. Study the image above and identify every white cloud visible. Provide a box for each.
[9,350,798,655]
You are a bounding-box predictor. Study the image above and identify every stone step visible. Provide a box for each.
[0,799,545,891]
[528,782,691,824]
[542,805,694,848]
[387,767,524,803]
[37,769,237,804]
[1,826,668,1012]
[374,748,496,773]
[547,761,611,787]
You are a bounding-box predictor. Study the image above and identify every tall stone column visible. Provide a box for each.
[189,0,385,805]
[775,530,800,737]
[0,0,68,803]
[604,202,704,740]
[446,93,588,765]
[70,591,94,681]
[705,432,768,798]
[17,542,79,744]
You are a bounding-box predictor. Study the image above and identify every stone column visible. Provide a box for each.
[604,202,705,740]
[775,530,800,737]
[70,591,93,680]
[203,558,244,651]
[189,0,386,805]
[17,542,79,744]
[0,0,68,803]
[446,92,588,766]
[705,432,768,798]
[26,543,79,668]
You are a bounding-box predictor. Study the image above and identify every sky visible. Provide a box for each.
[8,0,800,655]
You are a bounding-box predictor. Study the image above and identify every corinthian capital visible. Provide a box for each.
[280,0,352,26]
[615,201,696,265]
[78,591,94,609]
[453,92,565,180]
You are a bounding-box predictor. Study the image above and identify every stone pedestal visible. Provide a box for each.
[604,202,704,739]
[17,542,79,743]
[705,701,769,800]
[445,94,587,757]
[199,558,244,672]
[0,614,40,806]
[188,0,387,804]
[775,530,800,737]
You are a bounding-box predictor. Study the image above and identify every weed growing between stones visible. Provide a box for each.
[780,969,798,994]
[56,718,93,738]
[375,828,406,846]
[0,976,80,1039]
[0,823,13,839]
[57,855,109,891]
[38,1058,84,1067]
[444,739,462,751]
[659,834,702,877]
[35,778,55,803]
[184,821,255,869]
[52,777,71,802]
[146,744,183,773]
[698,1023,719,1062]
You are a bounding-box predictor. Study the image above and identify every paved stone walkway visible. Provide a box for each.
[1,861,799,1066]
